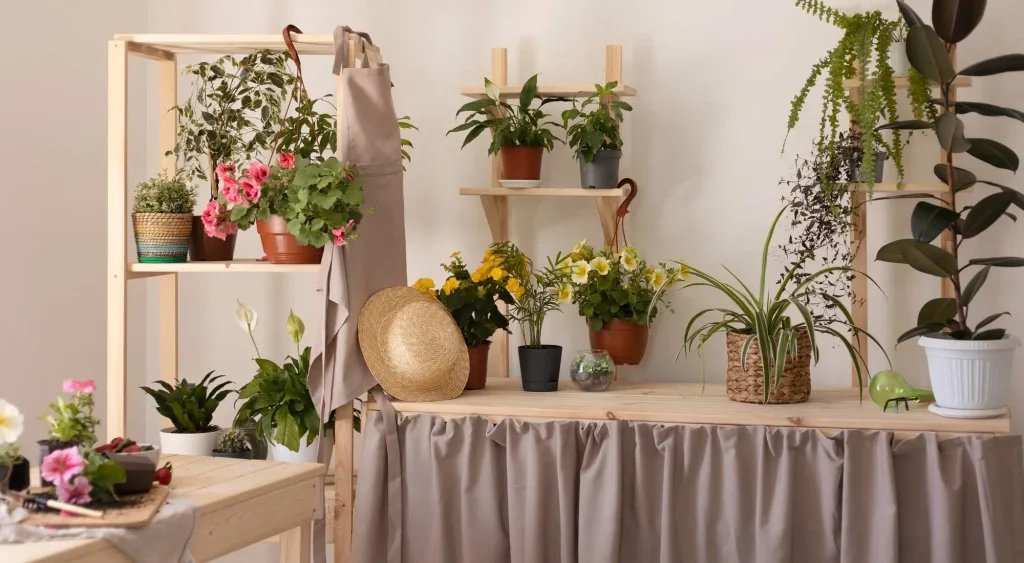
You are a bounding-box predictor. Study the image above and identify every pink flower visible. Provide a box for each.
[62,379,96,394]
[204,221,225,240]
[41,447,86,486]
[215,163,236,181]
[346,220,355,229]
[246,162,270,185]
[332,226,347,247]
[220,176,248,207]
[240,177,261,204]
[56,476,93,505]
[278,152,295,169]
[201,200,222,228]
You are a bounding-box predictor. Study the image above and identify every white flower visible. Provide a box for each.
[570,260,591,284]
[236,300,258,333]
[0,400,24,444]
[647,268,669,290]
[556,257,572,274]
[557,283,573,304]
[620,251,638,272]
[572,238,588,255]
[589,256,611,276]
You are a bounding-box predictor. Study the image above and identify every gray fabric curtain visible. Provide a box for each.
[353,412,1024,563]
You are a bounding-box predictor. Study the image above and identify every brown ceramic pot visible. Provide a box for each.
[588,319,649,366]
[256,215,324,264]
[465,341,491,390]
[500,146,543,180]
[189,216,237,261]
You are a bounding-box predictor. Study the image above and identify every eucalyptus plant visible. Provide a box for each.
[561,81,633,163]
[876,0,1024,343]
[447,74,563,155]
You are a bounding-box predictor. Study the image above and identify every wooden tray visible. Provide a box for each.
[21,486,170,528]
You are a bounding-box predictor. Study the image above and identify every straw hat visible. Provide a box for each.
[357,286,469,401]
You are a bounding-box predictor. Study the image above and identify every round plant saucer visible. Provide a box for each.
[928,403,1008,419]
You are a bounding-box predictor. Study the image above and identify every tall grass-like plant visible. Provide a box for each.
[489,242,569,347]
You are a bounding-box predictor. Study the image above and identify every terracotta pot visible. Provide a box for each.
[725,331,811,404]
[257,215,324,264]
[189,215,237,261]
[588,319,649,365]
[500,146,543,180]
[465,341,491,390]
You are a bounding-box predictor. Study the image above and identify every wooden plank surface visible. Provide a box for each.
[113,34,335,55]
[461,187,626,197]
[461,83,637,99]
[127,260,319,274]
[366,379,1011,435]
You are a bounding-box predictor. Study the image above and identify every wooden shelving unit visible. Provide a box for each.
[460,45,635,379]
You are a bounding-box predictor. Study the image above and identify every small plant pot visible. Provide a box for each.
[113,455,156,495]
[465,341,491,390]
[919,334,1020,418]
[257,215,324,265]
[726,331,812,404]
[159,427,221,456]
[579,149,622,189]
[236,420,270,460]
[132,212,193,263]
[851,150,887,183]
[500,146,544,181]
[270,429,334,464]
[37,439,80,487]
[570,350,615,392]
[110,444,161,468]
[0,457,30,492]
[888,42,910,77]
[190,215,237,261]
[589,320,649,366]
[518,345,562,392]
[212,450,254,460]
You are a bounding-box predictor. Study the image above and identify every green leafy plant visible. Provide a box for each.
[398,115,418,168]
[44,381,99,447]
[133,173,197,214]
[561,81,633,163]
[875,0,1024,343]
[281,157,364,248]
[489,242,568,347]
[214,429,251,454]
[670,206,887,400]
[140,372,234,434]
[786,1,936,188]
[448,74,564,155]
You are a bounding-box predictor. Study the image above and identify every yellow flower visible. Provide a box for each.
[450,251,462,258]
[589,256,611,276]
[572,238,588,255]
[624,244,639,258]
[620,251,638,272]
[506,277,523,299]
[557,283,573,304]
[442,277,460,295]
[556,257,572,273]
[412,277,436,297]
[676,264,690,282]
[647,268,668,290]
[570,260,591,284]
[490,268,506,281]
[471,264,490,282]
[484,247,494,259]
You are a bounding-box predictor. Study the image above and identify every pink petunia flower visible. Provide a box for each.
[56,476,93,505]
[240,177,261,204]
[62,379,96,394]
[278,152,295,169]
[220,176,248,207]
[201,200,222,228]
[246,162,270,185]
[332,226,347,247]
[41,447,86,486]
[215,163,236,181]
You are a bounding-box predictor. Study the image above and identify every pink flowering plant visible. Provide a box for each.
[43,380,99,447]
[41,446,126,505]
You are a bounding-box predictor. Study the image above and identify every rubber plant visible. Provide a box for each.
[876,0,1024,343]
[786,1,936,189]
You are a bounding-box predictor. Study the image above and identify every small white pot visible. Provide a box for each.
[160,428,222,456]
[920,334,1020,417]
[110,444,161,468]
[889,42,911,77]
[270,430,334,464]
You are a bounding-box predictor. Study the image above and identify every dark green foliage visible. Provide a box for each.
[448,74,564,155]
[141,371,234,433]
[561,82,633,163]
[233,347,319,453]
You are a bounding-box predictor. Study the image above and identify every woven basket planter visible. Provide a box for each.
[132,213,193,263]
[726,330,812,404]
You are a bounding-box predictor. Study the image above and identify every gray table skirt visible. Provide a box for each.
[353,411,1024,563]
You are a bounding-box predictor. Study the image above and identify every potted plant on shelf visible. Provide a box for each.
[490,242,569,392]
[140,372,234,456]
[39,379,99,485]
[673,206,885,404]
[169,50,293,261]
[413,250,516,390]
[874,0,1024,418]
[131,173,198,263]
[0,399,28,492]
[562,81,633,189]
[560,239,680,365]
[448,74,563,183]
[212,429,253,460]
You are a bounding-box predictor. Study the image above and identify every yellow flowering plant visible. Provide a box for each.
[560,239,681,330]
[413,250,515,347]
[489,242,570,348]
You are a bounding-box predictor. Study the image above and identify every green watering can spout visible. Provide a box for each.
[869,370,935,409]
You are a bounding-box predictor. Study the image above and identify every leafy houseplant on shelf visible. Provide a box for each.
[212,429,253,460]
[875,0,1024,418]
[448,74,564,182]
[671,206,885,404]
[38,379,99,486]
[413,250,516,390]
[491,242,570,392]
[131,173,197,263]
[562,81,633,189]
[0,399,29,492]
[140,372,234,456]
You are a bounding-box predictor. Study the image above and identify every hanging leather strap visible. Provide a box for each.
[613,178,638,252]
[282,24,307,92]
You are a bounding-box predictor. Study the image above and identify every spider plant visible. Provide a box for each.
[665,206,888,402]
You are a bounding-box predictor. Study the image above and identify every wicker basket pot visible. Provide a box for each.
[726,330,812,404]
[132,213,193,263]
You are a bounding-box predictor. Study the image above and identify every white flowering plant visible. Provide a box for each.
[558,240,682,330]
[0,399,25,467]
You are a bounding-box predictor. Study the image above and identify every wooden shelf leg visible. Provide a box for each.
[158,274,178,387]
[480,195,510,377]
[280,521,312,563]
[333,401,354,563]
[595,197,619,249]
[851,191,869,386]
[107,41,128,441]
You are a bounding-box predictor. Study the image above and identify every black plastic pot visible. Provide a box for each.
[851,150,887,183]
[212,450,254,460]
[0,457,30,491]
[37,439,80,487]
[519,345,562,392]
[579,149,622,189]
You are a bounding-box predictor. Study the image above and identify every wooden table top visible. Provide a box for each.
[5,455,325,562]
[368,378,1011,436]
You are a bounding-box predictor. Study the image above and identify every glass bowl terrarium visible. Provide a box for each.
[570,350,615,392]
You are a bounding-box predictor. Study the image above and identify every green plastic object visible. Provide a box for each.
[869,370,935,409]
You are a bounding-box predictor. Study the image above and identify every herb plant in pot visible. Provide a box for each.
[212,429,253,460]
[491,242,569,392]
[562,81,633,189]
[39,379,99,486]
[0,399,29,492]
[875,0,1024,418]
[132,174,197,263]
[140,372,234,456]
[449,74,563,183]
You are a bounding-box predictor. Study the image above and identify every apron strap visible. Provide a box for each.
[371,386,403,563]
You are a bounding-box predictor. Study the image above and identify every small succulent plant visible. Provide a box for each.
[214,429,250,453]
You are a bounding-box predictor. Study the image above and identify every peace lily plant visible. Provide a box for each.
[0,399,28,491]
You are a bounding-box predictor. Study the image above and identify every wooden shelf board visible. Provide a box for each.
[114,34,335,55]
[852,182,951,193]
[843,75,971,90]
[460,84,637,100]
[460,187,625,197]
[128,260,319,275]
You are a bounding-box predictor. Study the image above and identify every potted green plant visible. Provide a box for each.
[140,371,234,456]
[0,399,28,492]
[490,242,569,392]
[448,74,563,183]
[212,429,253,460]
[170,50,293,261]
[562,81,633,189]
[673,206,885,404]
[569,350,615,392]
[132,173,197,263]
[874,0,1024,418]
[413,250,516,390]
[38,379,99,485]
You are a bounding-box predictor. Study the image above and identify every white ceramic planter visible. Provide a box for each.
[920,334,1020,418]
[270,430,334,464]
[159,428,222,456]
[889,42,910,76]
[111,444,161,468]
